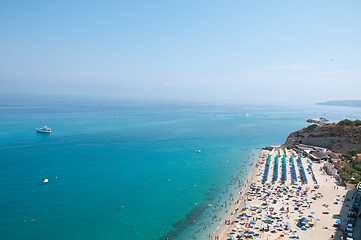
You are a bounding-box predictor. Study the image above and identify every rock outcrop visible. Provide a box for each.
[283,124,361,153]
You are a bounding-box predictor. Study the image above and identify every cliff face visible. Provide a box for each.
[283,124,361,153]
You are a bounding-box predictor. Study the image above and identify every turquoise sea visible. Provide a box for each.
[1,94,360,240]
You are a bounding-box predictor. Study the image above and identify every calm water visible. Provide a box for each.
[0,94,360,240]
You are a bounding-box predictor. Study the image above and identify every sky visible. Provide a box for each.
[0,0,360,104]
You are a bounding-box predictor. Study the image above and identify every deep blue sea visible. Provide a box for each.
[1,94,360,240]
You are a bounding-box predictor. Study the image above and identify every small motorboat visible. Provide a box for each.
[36,126,51,133]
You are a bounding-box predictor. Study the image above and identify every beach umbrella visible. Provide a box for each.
[251,222,256,225]
[299,217,308,225]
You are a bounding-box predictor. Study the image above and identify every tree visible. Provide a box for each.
[339,171,349,182]
[346,149,358,156]
[342,153,353,161]
[354,164,361,172]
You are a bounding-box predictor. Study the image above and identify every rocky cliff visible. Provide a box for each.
[283,123,361,153]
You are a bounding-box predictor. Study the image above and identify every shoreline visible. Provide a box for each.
[160,150,259,240]
[212,146,352,240]
[212,149,265,239]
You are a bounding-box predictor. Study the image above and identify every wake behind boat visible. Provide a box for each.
[36,126,51,133]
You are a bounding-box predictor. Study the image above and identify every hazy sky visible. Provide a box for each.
[1,1,360,104]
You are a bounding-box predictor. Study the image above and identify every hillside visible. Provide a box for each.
[317,100,361,108]
[283,120,361,153]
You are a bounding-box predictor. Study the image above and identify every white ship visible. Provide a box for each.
[36,126,51,133]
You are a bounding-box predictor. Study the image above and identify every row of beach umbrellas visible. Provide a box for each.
[263,155,271,182]
[282,155,287,182]
[298,157,308,183]
[307,163,317,184]
[273,155,279,182]
[290,155,298,183]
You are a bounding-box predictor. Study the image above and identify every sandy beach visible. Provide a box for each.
[212,146,355,240]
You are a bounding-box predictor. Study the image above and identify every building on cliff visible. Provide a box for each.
[323,162,338,178]
[294,144,314,154]
[326,152,341,163]
[309,150,330,162]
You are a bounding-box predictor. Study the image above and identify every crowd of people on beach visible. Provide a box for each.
[167,149,352,240]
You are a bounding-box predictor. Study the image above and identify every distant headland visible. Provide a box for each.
[317,100,361,108]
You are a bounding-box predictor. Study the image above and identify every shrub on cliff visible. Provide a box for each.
[339,171,349,182]
[304,124,318,131]
[337,119,361,127]
[347,149,358,156]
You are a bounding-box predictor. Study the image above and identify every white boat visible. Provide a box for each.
[36,126,51,133]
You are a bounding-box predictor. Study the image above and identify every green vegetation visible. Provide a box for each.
[337,148,361,184]
[337,119,361,126]
[342,148,357,161]
[304,124,318,131]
